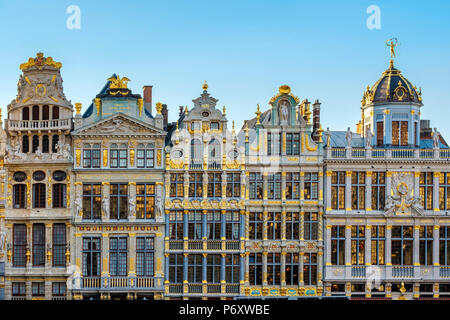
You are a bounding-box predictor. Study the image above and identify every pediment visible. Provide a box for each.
[73,113,166,136]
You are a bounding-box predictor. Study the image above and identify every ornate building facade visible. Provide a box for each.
[70,76,166,300]
[240,87,324,298]
[3,53,74,300]
[1,42,449,300]
[322,44,450,300]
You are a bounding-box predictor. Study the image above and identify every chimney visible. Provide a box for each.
[312,99,321,142]
[143,85,153,115]
[162,104,168,128]
[179,106,184,117]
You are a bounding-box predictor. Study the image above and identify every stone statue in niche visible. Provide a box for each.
[0,230,6,256]
[324,127,331,147]
[155,194,163,217]
[279,100,289,122]
[128,193,136,217]
[365,126,373,148]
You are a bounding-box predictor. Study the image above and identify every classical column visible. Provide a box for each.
[325,225,332,267]
[280,252,286,286]
[385,225,392,279]
[281,172,286,201]
[299,252,304,286]
[433,225,440,279]
[433,172,440,213]
[281,211,286,241]
[300,211,305,241]
[101,233,109,287]
[345,225,351,266]
[365,225,372,266]
[366,171,372,212]
[385,172,392,203]
[263,172,268,201]
[128,182,136,222]
[45,223,52,271]
[183,253,188,293]
[300,172,305,201]
[262,252,268,286]
[128,233,136,279]
[263,211,268,241]
[345,171,352,211]
[101,182,110,222]
[413,225,420,278]
[325,171,332,212]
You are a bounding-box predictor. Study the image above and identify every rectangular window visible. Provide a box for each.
[170,173,184,198]
[351,226,365,265]
[207,211,221,240]
[13,184,26,209]
[207,254,221,283]
[189,173,203,198]
[169,254,183,283]
[331,226,345,265]
[304,212,318,240]
[110,147,128,168]
[225,211,240,240]
[109,237,127,276]
[420,226,433,266]
[249,212,263,240]
[440,173,450,210]
[285,253,299,285]
[400,121,408,146]
[267,132,281,156]
[188,211,203,240]
[33,183,46,208]
[136,183,155,219]
[267,253,281,285]
[169,211,184,240]
[392,121,408,146]
[304,172,319,200]
[136,237,154,276]
[371,226,385,265]
[187,254,203,283]
[267,173,281,199]
[32,224,45,267]
[371,172,386,210]
[82,237,101,277]
[12,282,26,297]
[249,253,262,285]
[110,183,128,220]
[376,121,384,146]
[392,226,413,265]
[331,172,346,210]
[249,173,263,200]
[440,226,450,266]
[351,172,365,210]
[52,224,66,267]
[392,121,399,146]
[267,212,281,240]
[303,253,317,285]
[286,133,300,155]
[13,224,27,267]
[82,184,102,220]
[285,212,300,240]
[207,173,222,198]
[420,172,434,210]
[52,282,66,298]
[226,173,240,198]
[83,145,101,168]
[32,282,45,297]
[225,254,240,283]
[137,145,155,168]
[285,173,300,200]
[52,184,67,208]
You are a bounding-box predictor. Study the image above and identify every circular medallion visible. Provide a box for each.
[13,171,27,182]
[32,171,46,181]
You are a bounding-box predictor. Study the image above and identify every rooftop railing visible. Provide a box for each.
[326,147,450,160]
[8,119,71,130]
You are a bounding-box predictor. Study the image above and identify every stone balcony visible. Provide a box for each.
[79,276,163,291]
[166,240,242,252]
[325,146,450,160]
[325,265,450,281]
[7,119,72,131]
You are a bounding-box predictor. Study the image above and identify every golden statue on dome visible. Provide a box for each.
[386,38,399,59]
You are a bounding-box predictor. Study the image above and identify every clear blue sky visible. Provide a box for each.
[0,0,449,137]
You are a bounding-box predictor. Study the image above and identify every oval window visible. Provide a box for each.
[53,170,67,181]
[202,111,209,117]
[13,171,27,182]
[32,171,46,181]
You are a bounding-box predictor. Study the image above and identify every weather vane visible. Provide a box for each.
[386,38,399,59]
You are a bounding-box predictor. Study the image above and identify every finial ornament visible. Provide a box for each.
[202,81,208,91]
[20,52,62,71]
[75,103,82,115]
[255,104,262,125]
[223,105,226,115]
[155,102,163,115]
[184,106,188,114]
[386,38,399,60]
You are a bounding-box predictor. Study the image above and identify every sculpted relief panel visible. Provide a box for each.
[385,172,424,216]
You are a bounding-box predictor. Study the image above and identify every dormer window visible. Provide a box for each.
[210,122,219,130]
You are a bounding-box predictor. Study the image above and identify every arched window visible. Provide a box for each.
[33,183,46,208]
[52,106,59,120]
[42,105,49,120]
[32,135,39,153]
[190,139,202,161]
[208,139,221,159]
[22,136,29,153]
[52,135,59,153]
[42,135,49,153]
[22,107,29,121]
[32,105,39,120]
